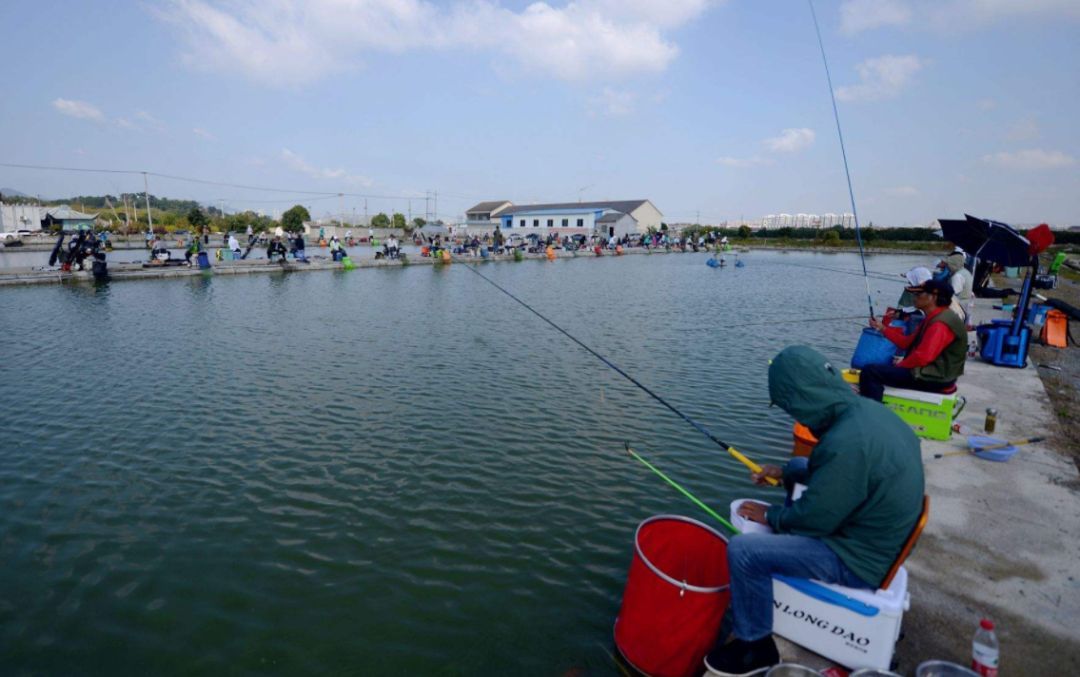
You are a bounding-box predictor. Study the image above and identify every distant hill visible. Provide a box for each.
[0,188,30,198]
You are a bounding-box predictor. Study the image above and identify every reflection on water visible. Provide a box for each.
[0,251,923,674]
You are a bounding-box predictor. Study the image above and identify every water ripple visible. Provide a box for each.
[0,250,930,674]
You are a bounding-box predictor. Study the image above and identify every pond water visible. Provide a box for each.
[0,250,924,674]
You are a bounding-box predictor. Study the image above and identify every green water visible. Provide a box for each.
[0,251,924,674]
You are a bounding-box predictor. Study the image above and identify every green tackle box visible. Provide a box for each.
[882,388,964,441]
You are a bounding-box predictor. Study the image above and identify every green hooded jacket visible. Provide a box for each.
[765,346,925,587]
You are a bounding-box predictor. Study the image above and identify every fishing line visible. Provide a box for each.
[453,258,745,456]
[808,0,874,320]
[723,314,868,330]
[772,260,903,283]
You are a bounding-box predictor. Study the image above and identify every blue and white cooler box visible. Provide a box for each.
[730,500,910,671]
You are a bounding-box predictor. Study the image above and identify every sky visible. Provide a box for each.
[0,0,1078,227]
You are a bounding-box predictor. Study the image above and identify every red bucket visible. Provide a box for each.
[614,515,731,677]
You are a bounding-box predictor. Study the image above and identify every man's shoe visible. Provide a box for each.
[703,636,779,676]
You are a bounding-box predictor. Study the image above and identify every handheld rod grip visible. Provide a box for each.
[727,447,780,486]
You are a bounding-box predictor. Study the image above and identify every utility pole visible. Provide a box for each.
[142,172,153,233]
[364,199,368,226]
[433,190,438,223]
[338,193,344,227]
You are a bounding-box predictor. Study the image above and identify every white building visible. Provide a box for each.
[465,201,514,227]
[0,203,44,232]
[595,211,639,238]
[484,199,662,236]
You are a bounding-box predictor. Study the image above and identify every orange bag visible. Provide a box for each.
[1042,309,1068,348]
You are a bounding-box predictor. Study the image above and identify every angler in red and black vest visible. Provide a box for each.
[860,278,968,402]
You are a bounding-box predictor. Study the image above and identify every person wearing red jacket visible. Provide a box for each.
[859,278,968,401]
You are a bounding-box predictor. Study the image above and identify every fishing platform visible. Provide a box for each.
[0,245,680,287]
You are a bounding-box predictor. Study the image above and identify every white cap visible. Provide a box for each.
[904,266,933,287]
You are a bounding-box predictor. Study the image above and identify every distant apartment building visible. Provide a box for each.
[761,213,855,229]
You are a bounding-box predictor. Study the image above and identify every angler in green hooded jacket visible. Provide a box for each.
[704,345,924,677]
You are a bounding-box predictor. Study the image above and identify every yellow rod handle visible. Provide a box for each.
[728,447,780,486]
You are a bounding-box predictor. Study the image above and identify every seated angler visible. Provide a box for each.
[859,278,967,402]
[266,236,288,263]
[705,346,924,676]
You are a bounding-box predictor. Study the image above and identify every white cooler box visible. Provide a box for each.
[772,568,908,670]
[730,499,909,671]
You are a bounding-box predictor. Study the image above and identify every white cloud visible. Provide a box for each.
[588,87,635,116]
[835,54,924,102]
[157,0,712,86]
[716,156,771,168]
[982,149,1075,170]
[839,1,1080,34]
[52,98,105,122]
[976,98,997,111]
[839,0,911,34]
[1005,117,1039,142]
[764,128,815,153]
[928,0,1080,28]
[134,110,166,132]
[281,148,373,186]
[193,127,216,140]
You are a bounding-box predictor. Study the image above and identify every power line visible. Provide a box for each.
[0,161,432,201]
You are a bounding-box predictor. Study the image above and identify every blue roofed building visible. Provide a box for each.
[464,199,662,237]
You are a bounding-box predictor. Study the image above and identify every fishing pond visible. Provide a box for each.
[0,250,929,674]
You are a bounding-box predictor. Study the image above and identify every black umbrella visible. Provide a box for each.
[938,214,1031,267]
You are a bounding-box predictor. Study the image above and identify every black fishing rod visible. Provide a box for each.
[452,258,755,459]
[808,0,874,320]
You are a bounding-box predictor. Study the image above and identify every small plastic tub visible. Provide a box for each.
[765,665,821,677]
[915,660,980,677]
[792,423,818,457]
[730,499,773,535]
[968,435,1019,462]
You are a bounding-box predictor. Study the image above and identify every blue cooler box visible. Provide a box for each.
[976,320,1030,368]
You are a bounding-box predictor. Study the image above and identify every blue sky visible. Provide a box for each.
[1,0,1077,226]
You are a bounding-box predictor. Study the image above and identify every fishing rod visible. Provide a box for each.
[452,257,776,485]
[626,444,739,534]
[808,0,874,321]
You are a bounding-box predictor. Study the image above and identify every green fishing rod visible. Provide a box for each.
[625,444,739,534]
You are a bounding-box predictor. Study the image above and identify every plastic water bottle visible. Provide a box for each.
[972,618,999,676]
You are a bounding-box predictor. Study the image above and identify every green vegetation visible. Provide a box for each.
[370,212,390,228]
[281,205,311,234]
[392,212,406,230]
[412,217,426,228]
[221,211,275,234]
[187,207,209,231]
